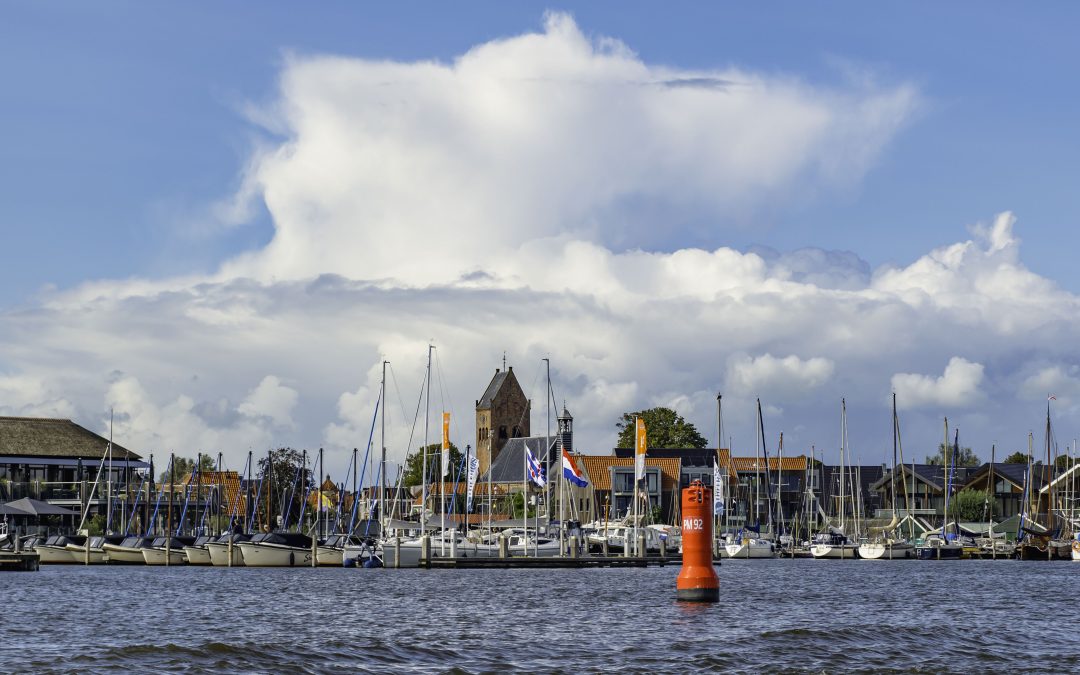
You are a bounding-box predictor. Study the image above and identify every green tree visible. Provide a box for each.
[926,443,980,467]
[948,487,996,521]
[253,448,313,531]
[509,492,537,518]
[616,407,708,449]
[1002,451,1028,464]
[159,454,217,484]
[402,442,463,488]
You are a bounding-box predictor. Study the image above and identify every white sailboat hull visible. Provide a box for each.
[810,543,860,559]
[858,542,915,560]
[206,542,245,566]
[724,541,775,559]
[142,547,187,565]
[237,542,313,567]
[183,546,212,565]
[102,544,147,564]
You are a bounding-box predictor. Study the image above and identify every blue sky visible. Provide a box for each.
[3,3,1077,306]
[2,4,1080,470]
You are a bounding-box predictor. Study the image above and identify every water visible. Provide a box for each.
[2,560,1078,673]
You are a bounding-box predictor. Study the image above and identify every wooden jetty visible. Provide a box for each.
[0,551,40,571]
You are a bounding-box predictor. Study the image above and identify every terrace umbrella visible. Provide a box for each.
[0,497,80,517]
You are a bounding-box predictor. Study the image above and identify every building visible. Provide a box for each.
[474,367,530,477]
[578,455,681,524]
[0,416,148,531]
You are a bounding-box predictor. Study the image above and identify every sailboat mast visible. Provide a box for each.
[381,360,388,535]
[544,357,550,559]
[839,399,846,533]
[422,344,431,542]
[716,393,722,549]
[942,418,950,537]
[106,409,113,535]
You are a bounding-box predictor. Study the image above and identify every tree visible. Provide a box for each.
[253,448,313,531]
[925,443,980,467]
[948,487,996,521]
[159,454,216,484]
[1003,452,1028,464]
[616,407,708,449]
[402,442,463,488]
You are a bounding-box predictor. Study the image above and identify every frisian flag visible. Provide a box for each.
[635,417,647,483]
[562,449,588,488]
[526,447,546,488]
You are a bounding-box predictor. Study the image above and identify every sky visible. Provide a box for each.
[1,3,1079,477]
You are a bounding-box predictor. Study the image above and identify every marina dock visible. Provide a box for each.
[0,551,40,571]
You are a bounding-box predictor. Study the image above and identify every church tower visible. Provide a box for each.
[475,366,530,476]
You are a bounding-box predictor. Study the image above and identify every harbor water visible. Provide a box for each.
[3,560,1079,673]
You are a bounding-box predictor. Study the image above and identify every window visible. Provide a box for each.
[498,426,507,439]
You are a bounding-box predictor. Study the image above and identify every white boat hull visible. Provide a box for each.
[142,547,187,565]
[858,542,915,560]
[316,546,344,567]
[724,542,775,559]
[35,545,78,564]
[810,544,860,559]
[237,543,313,567]
[64,544,107,564]
[206,542,245,567]
[103,544,147,564]
[183,546,212,565]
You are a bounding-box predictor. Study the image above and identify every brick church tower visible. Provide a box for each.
[475,366,530,476]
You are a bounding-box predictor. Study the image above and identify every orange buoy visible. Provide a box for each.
[676,479,719,602]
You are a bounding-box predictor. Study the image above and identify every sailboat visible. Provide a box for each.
[812,399,860,559]
[916,420,963,560]
[860,394,915,560]
[727,400,778,559]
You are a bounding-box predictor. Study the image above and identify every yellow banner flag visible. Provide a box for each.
[635,417,647,481]
[442,412,451,477]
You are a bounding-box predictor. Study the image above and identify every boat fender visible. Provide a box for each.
[1072,540,1080,554]
[289,551,294,566]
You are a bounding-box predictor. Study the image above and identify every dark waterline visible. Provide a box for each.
[2,560,1078,673]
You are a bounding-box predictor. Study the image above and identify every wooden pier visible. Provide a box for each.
[0,551,40,571]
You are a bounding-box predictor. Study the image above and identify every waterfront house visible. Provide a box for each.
[0,416,147,532]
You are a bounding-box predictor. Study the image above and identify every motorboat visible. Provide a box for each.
[102,536,154,564]
[237,532,314,567]
[915,533,963,560]
[65,535,125,564]
[35,535,85,564]
[810,532,860,559]
[317,534,365,567]
[142,536,194,565]
[182,535,213,565]
[858,539,915,560]
[206,532,250,567]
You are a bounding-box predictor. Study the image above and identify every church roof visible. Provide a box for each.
[481,436,556,483]
[477,369,510,409]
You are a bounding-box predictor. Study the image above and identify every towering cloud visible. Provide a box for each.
[2,14,1073,470]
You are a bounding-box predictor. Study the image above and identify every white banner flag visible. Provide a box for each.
[466,456,480,512]
[713,463,725,516]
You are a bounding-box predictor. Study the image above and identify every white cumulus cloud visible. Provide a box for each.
[891,357,985,410]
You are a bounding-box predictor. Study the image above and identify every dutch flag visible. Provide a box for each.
[562,449,589,488]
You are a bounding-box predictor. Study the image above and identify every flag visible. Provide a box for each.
[635,417,647,482]
[441,412,450,477]
[562,449,588,488]
[713,463,724,516]
[466,454,480,512]
[526,447,546,487]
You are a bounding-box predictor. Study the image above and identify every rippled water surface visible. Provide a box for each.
[3,560,1079,673]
